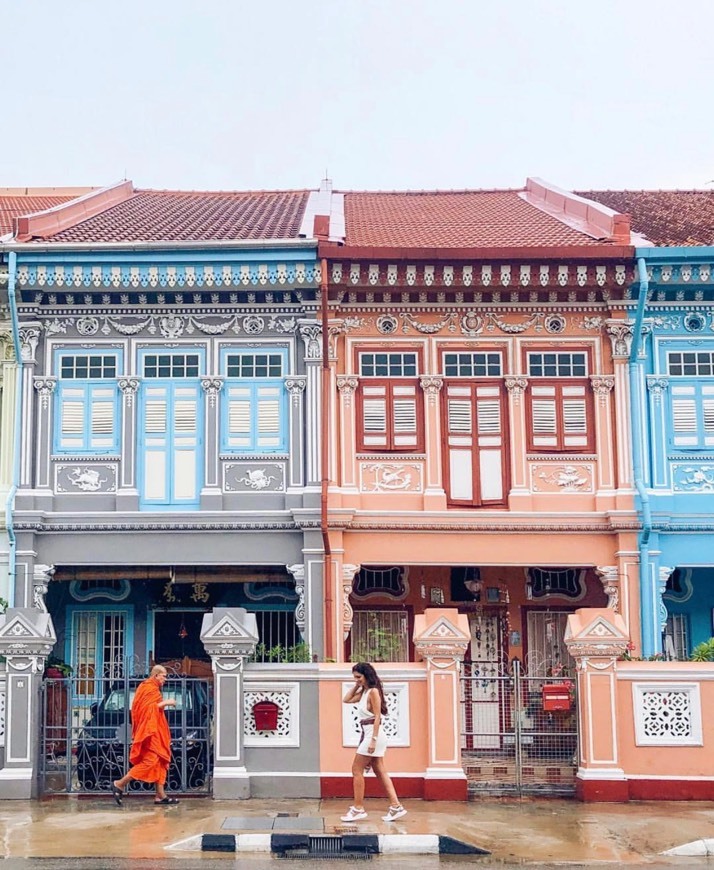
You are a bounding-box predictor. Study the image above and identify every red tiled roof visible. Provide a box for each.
[0,194,80,236]
[43,189,311,243]
[342,190,615,248]
[577,190,714,247]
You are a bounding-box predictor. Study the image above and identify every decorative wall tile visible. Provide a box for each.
[633,682,702,746]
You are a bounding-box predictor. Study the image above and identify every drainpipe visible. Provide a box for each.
[320,258,334,660]
[5,251,21,607]
[628,256,655,655]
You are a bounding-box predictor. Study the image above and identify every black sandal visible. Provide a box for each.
[111,784,123,806]
[154,797,179,805]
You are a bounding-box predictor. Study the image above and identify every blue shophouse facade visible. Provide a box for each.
[631,246,714,656]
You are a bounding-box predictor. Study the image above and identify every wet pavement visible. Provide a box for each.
[1,795,714,865]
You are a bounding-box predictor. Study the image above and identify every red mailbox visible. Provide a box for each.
[252,700,280,731]
[542,683,572,712]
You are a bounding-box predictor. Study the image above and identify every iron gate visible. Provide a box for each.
[40,673,213,796]
[460,658,578,796]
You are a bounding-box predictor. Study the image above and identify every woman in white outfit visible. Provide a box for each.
[341,662,407,823]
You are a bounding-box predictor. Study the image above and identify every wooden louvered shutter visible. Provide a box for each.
[360,384,388,449]
[445,384,474,503]
[561,384,588,448]
[143,385,168,501]
[475,385,504,502]
[391,384,419,448]
[530,385,558,447]
[255,384,283,450]
[58,385,86,450]
[671,385,698,447]
[226,385,252,449]
[172,385,199,501]
[89,384,116,450]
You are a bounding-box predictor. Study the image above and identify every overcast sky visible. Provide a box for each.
[2,0,712,193]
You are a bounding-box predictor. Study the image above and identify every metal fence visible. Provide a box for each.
[40,673,212,796]
[460,658,578,796]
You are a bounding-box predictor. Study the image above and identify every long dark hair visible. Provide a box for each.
[352,661,388,715]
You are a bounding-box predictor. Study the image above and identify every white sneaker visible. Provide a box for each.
[382,805,407,822]
[341,806,368,822]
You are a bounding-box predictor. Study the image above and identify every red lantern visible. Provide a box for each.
[252,700,280,731]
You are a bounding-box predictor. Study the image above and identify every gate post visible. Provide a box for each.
[413,607,470,800]
[564,607,630,801]
[0,608,56,798]
[200,607,258,799]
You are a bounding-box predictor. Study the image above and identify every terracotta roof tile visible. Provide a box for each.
[43,189,311,243]
[342,189,613,248]
[0,195,79,237]
[577,190,714,247]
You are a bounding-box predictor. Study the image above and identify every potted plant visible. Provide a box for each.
[44,655,73,679]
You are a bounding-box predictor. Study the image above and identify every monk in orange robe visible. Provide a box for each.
[112,665,179,805]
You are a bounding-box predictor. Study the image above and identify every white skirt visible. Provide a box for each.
[356,722,388,757]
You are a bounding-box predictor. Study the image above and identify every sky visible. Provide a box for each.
[2,0,713,193]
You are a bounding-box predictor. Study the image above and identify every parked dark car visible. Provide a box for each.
[75,677,212,792]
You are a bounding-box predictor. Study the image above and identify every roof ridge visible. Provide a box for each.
[338,187,524,195]
[135,188,313,196]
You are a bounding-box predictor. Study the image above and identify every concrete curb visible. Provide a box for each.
[166,832,489,855]
[662,838,714,857]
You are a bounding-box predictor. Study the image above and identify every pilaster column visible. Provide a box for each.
[505,377,529,503]
[564,608,630,801]
[590,376,616,499]
[285,377,307,489]
[336,376,359,490]
[341,563,360,659]
[200,608,258,799]
[0,330,17,491]
[117,378,140,509]
[0,608,57,798]
[32,377,56,492]
[595,565,620,611]
[298,321,323,488]
[413,609,470,800]
[286,563,307,644]
[606,319,635,492]
[419,376,444,503]
[200,377,223,509]
[19,327,40,489]
[646,377,669,488]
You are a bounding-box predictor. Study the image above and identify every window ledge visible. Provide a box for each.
[526,454,597,461]
[51,455,121,461]
[220,454,290,461]
[356,453,427,460]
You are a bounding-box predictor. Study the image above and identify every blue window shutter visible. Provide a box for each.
[142,384,169,501]
[255,383,285,451]
[88,383,118,451]
[223,379,286,453]
[57,383,87,451]
[172,384,200,501]
[56,381,118,453]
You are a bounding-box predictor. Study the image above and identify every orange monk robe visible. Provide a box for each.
[127,677,172,783]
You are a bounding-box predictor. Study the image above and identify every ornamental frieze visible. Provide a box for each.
[672,464,714,492]
[530,463,594,493]
[223,462,286,493]
[17,262,321,289]
[329,261,632,289]
[359,462,423,493]
[32,312,304,341]
[55,464,117,494]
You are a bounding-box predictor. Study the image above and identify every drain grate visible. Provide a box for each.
[275,834,373,860]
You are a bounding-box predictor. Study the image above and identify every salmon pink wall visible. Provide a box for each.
[317,663,429,775]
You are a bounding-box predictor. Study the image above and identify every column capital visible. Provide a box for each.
[605,319,635,359]
[284,376,307,402]
[297,321,322,360]
[590,375,615,405]
[646,376,669,402]
[505,376,528,401]
[336,375,359,397]
[413,609,470,663]
[33,376,57,409]
[342,563,360,641]
[19,327,41,363]
[201,377,224,407]
[286,563,306,639]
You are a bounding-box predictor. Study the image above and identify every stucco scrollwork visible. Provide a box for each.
[298,323,322,360]
[659,566,674,634]
[118,377,140,407]
[342,563,360,641]
[336,376,359,405]
[595,566,620,612]
[32,564,55,613]
[20,327,41,362]
[286,564,306,638]
[201,377,224,407]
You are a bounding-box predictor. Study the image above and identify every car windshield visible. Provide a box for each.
[102,686,192,712]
